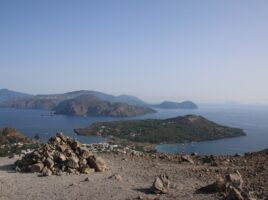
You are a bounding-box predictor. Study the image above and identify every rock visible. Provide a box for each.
[81,166,94,174]
[202,155,216,164]
[226,186,244,200]
[55,136,61,144]
[88,156,107,172]
[198,170,244,198]
[84,177,90,182]
[56,132,67,142]
[79,158,87,166]
[56,170,63,176]
[69,183,78,187]
[58,153,66,162]
[109,174,122,181]
[191,152,198,156]
[15,166,21,172]
[135,195,156,200]
[15,132,107,176]
[181,155,195,164]
[197,177,227,193]
[42,168,52,176]
[152,174,170,194]
[31,162,44,173]
[45,157,54,168]
[225,171,243,190]
[67,168,77,174]
[71,140,82,149]
[67,156,79,169]
[57,144,68,153]
[80,147,93,159]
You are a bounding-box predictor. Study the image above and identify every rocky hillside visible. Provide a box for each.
[0,97,57,110]
[0,127,39,157]
[54,94,156,117]
[0,127,26,144]
[75,115,245,143]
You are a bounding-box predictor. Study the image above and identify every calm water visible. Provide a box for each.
[0,105,268,155]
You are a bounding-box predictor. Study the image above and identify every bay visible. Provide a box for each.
[0,104,268,155]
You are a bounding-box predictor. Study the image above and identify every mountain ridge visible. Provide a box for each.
[0,89,198,112]
[0,89,32,103]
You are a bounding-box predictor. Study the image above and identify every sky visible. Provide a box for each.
[0,0,268,104]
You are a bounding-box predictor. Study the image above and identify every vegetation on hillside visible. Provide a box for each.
[0,127,39,157]
[75,115,246,144]
[54,94,156,117]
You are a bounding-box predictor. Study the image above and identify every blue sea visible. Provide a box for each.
[0,104,268,155]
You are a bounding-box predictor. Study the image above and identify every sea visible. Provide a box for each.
[0,104,268,155]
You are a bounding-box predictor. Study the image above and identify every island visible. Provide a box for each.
[0,90,156,117]
[53,94,156,117]
[75,115,246,143]
[153,101,198,109]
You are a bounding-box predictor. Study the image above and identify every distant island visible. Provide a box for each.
[54,94,156,117]
[0,89,199,117]
[75,115,246,143]
[153,101,198,109]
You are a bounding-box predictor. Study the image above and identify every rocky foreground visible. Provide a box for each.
[0,134,267,200]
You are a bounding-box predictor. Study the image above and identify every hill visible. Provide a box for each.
[0,90,150,110]
[0,89,31,103]
[54,94,156,117]
[75,115,245,143]
[0,127,39,157]
[153,101,198,109]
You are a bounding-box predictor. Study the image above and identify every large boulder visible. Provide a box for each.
[45,157,54,168]
[31,162,44,173]
[225,171,243,190]
[197,170,244,199]
[79,147,93,159]
[66,156,79,169]
[226,186,244,200]
[42,167,52,176]
[181,155,195,164]
[88,156,107,172]
[197,177,227,193]
[152,174,170,194]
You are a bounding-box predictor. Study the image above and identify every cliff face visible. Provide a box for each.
[0,98,57,110]
[53,95,156,117]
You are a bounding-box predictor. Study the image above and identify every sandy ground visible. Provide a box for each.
[0,153,219,200]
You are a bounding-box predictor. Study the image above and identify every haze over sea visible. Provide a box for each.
[1,104,268,155]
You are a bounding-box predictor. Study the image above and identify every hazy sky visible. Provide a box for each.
[1,1,268,104]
